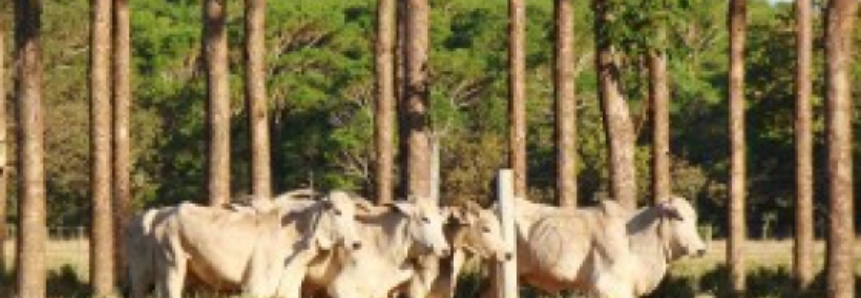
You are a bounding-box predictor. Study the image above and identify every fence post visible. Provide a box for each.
[496,169,518,298]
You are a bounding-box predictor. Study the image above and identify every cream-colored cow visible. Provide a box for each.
[483,196,707,298]
[130,191,361,298]
[301,198,452,298]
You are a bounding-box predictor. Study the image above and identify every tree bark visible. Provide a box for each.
[554,0,576,207]
[593,0,636,210]
[728,0,747,294]
[649,48,670,203]
[509,0,527,198]
[824,1,857,297]
[245,0,271,199]
[204,0,231,205]
[375,0,396,204]
[112,0,132,286]
[793,0,814,289]
[14,0,48,295]
[403,0,431,200]
[0,24,8,276]
[90,0,115,293]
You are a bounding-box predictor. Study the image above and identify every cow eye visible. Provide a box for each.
[482,226,491,233]
[334,209,342,216]
[421,216,430,223]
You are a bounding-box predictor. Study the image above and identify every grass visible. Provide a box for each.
[2,238,860,297]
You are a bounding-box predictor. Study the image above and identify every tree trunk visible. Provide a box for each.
[90,0,115,293]
[593,0,636,210]
[824,1,857,297]
[793,0,814,289]
[204,0,230,205]
[14,0,47,295]
[554,0,576,207]
[649,48,670,203]
[375,0,396,204]
[509,0,527,198]
[112,0,132,286]
[0,24,8,276]
[403,0,431,200]
[245,0,271,199]
[728,0,747,294]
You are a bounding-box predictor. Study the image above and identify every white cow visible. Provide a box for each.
[301,198,452,298]
[483,196,707,298]
[142,191,362,298]
[396,200,511,298]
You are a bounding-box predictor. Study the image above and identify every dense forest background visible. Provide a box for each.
[0,0,859,238]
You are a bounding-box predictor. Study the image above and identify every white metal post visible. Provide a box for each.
[430,135,440,202]
[496,169,518,298]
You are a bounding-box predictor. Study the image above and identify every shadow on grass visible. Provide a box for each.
[647,264,861,298]
[1,265,89,298]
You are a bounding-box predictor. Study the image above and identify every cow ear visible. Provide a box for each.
[659,202,683,221]
[353,198,374,214]
[385,202,415,216]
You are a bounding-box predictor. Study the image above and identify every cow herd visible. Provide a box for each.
[125,190,707,298]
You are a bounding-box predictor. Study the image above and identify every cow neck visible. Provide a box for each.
[625,207,670,294]
[364,210,415,264]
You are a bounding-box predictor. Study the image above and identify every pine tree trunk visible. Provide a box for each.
[793,0,814,289]
[0,24,8,276]
[554,0,576,207]
[403,0,431,200]
[375,0,396,204]
[204,0,231,205]
[593,0,636,210]
[509,0,527,198]
[14,0,47,295]
[649,48,670,203]
[90,0,116,293]
[824,1,857,297]
[245,0,271,199]
[728,0,747,294]
[112,0,132,286]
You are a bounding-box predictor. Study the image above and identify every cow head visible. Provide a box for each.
[657,196,707,260]
[388,199,450,257]
[315,191,363,251]
[446,201,511,262]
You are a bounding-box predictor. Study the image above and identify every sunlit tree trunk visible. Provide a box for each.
[403,0,431,199]
[0,24,8,276]
[824,0,857,297]
[245,0,271,199]
[649,45,670,203]
[112,0,132,286]
[14,0,47,295]
[727,0,747,294]
[554,0,576,207]
[793,0,814,289]
[204,0,230,205]
[509,0,527,198]
[593,0,636,209]
[90,0,115,293]
[375,0,396,204]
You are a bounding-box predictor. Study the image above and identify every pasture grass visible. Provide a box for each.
[2,239,860,297]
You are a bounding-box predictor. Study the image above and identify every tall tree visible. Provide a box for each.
[649,38,670,203]
[112,0,132,284]
[727,0,747,294]
[593,0,636,209]
[0,24,8,275]
[824,0,857,297]
[509,0,527,198]
[793,0,814,289]
[14,0,47,295]
[375,0,396,204]
[204,0,230,205]
[554,0,576,207]
[90,0,115,293]
[403,0,430,199]
[244,0,271,198]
